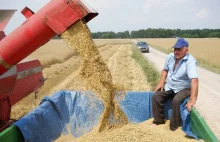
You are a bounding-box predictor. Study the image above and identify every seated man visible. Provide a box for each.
[152,38,199,131]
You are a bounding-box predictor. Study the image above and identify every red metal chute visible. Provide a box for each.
[0,0,98,76]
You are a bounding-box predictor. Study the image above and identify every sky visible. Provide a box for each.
[1,0,220,34]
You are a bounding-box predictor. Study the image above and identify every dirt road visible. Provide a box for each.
[144,47,220,139]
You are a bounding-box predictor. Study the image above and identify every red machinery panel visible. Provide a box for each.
[0,60,44,131]
[9,60,44,105]
[0,73,16,99]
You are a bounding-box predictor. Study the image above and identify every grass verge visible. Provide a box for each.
[131,44,160,90]
[149,44,172,54]
[196,58,220,74]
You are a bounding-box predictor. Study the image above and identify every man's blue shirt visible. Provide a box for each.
[164,53,198,93]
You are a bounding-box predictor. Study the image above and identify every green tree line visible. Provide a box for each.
[91,29,220,39]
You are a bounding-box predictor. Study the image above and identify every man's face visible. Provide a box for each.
[174,47,188,60]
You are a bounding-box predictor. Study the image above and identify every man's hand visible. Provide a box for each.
[186,78,199,111]
[155,70,168,92]
[155,83,164,92]
[185,101,195,111]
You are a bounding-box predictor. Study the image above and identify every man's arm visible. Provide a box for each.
[155,53,170,92]
[155,70,168,92]
[186,78,199,111]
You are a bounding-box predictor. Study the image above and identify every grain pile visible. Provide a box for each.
[61,20,128,132]
[76,119,198,142]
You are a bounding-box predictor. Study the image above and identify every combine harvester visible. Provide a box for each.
[0,0,218,141]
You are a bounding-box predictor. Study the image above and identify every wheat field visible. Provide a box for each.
[139,38,220,72]
[93,39,131,47]
[26,40,76,68]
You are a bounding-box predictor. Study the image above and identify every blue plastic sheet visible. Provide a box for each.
[119,91,154,123]
[15,90,197,142]
[15,91,76,142]
[180,98,199,140]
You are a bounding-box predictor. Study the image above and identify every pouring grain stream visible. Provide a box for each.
[61,20,128,132]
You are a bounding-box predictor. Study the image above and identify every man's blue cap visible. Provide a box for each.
[173,38,189,48]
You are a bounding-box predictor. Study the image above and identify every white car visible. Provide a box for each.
[136,41,149,53]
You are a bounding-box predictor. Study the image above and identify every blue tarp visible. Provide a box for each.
[15,90,198,142]
[180,98,198,140]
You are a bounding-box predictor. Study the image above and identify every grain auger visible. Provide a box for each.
[0,0,98,131]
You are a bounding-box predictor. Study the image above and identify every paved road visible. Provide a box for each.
[143,47,220,139]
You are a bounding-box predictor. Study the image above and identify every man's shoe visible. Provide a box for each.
[153,120,165,125]
[170,126,178,131]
